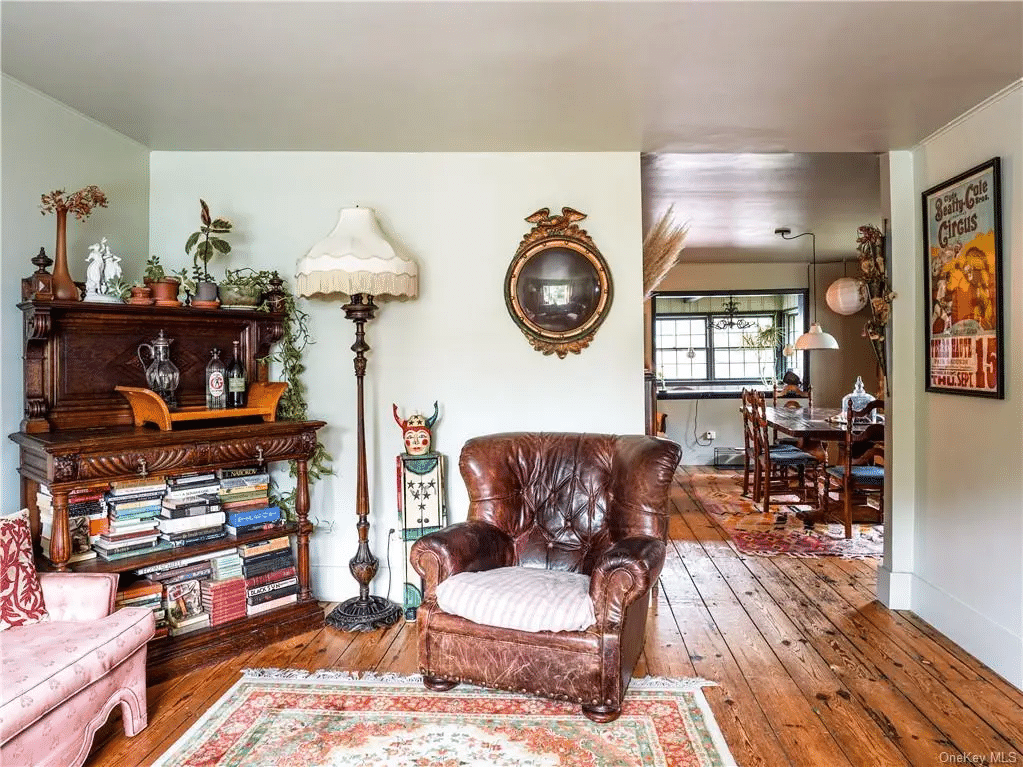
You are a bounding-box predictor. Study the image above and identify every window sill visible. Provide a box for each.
[656,385,771,401]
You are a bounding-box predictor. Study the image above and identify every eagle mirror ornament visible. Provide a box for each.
[505,207,613,358]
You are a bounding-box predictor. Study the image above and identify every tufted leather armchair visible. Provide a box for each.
[410,432,682,722]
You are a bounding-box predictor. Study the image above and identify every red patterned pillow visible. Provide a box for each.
[1,510,48,630]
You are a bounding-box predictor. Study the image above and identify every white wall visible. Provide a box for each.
[652,260,878,464]
[147,151,645,601]
[1,77,150,509]
[901,82,1023,688]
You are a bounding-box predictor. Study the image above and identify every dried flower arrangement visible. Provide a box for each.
[643,205,689,299]
[40,185,109,219]
[856,223,897,390]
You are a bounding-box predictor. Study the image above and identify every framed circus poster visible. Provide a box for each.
[922,157,1003,398]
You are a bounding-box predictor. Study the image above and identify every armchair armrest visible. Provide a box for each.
[589,537,665,629]
[38,572,119,621]
[410,521,515,596]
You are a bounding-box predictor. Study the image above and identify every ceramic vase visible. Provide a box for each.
[51,208,80,301]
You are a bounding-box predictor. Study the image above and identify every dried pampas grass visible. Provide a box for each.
[643,206,688,299]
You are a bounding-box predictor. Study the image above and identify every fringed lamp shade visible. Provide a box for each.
[296,207,417,300]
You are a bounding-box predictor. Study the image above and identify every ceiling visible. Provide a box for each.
[3,1,1021,261]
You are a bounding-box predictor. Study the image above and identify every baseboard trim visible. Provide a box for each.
[876,566,913,609]
[911,574,1022,691]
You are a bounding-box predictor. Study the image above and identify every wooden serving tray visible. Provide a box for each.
[115,382,287,430]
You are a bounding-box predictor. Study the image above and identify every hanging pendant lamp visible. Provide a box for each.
[774,227,839,350]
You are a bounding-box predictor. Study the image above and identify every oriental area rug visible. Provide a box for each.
[681,471,883,559]
[151,670,735,767]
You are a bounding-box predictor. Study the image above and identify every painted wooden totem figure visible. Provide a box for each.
[393,402,447,620]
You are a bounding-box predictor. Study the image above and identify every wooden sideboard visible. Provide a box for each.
[9,299,326,683]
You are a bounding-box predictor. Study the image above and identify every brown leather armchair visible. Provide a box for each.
[410,432,682,722]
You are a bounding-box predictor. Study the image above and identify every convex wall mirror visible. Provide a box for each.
[505,207,613,358]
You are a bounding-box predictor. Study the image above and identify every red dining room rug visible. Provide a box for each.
[680,470,883,559]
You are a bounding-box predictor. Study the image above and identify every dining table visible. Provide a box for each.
[762,405,847,443]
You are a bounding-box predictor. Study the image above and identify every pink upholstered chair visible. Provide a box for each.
[0,572,155,767]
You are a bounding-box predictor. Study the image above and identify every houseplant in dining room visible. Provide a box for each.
[39,185,109,300]
[184,198,233,307]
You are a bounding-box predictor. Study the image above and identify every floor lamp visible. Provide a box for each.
[296,206,418,631]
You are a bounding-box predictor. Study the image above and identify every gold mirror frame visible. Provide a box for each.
[505,207,613,358]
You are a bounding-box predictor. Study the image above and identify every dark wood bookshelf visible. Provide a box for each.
[9,298,327,680]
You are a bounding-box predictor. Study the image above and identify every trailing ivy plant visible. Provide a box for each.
[222,267,333,516]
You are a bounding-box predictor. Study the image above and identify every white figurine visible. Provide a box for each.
[84,238,123,302]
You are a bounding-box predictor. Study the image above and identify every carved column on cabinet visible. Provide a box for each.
[295,457,312,601]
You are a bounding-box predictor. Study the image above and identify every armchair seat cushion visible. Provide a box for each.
[0,606,154,745]
[436,566,596,633]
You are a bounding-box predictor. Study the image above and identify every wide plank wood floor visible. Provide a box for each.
[87,466,1023,766]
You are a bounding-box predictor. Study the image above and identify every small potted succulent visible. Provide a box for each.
[185,199,232,304]
[143,255,181,305]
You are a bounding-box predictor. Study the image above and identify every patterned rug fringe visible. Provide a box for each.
[242,667,718,692]
[241,668,424,684]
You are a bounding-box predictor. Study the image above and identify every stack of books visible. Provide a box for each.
[200,577,247,626]
[163,578,210,637]
[95,478,170,560]
[115,578,168,638]
[218,467,274,525]
[136,552,214,585]
[210,551,243,580]
[36,486,105,564]
[159,473,227,548]
[239,538,299,615]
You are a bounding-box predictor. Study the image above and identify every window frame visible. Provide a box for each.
[651,289,811,399]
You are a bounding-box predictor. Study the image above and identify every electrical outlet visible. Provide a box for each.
[704,430,717,440]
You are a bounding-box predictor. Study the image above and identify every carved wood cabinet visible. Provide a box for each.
[10,299,326,683]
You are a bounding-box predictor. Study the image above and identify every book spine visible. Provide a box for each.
[244,565,297,588]
[163,530,229,548]
[158,511,227,534]
[218,473,270,489]
[241,554,294,578]
[154,566,215,585]
[227,506,281,527]
[246,576,298,597]
[161,504,223,519]
[246,582,300,605]
[246,593,298,614]
[239,545,293,567]
[217,465,264,479]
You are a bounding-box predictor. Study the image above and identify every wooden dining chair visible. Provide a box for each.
[821,398,885,538]
[772,382,813,446]
[740,388,799,499]
[751,390,820,512]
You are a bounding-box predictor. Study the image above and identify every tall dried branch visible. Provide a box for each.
[643,206,688,299]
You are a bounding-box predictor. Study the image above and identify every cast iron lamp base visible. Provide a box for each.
[325,594,402,632]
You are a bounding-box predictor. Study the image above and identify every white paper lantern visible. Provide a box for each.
[826,277,868,315]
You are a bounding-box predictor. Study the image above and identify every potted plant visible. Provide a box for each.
[143,255,181,305]
[185,199,232,304]
[741,324,784,387]
[219,267,263,308]
[220,267,331,513]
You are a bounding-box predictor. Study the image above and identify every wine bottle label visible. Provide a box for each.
[228,378,246,393]
[209,371,225,395]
